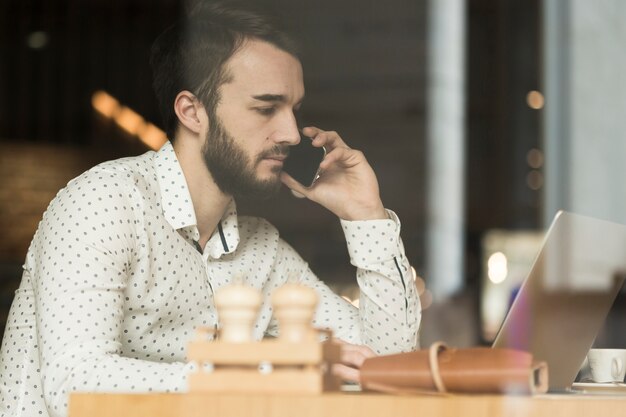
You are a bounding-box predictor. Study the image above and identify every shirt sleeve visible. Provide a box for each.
[273,210,420,354]
[338,209,421,353]
[27,170,193,417]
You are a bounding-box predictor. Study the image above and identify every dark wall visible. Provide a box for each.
[465,0,542,297]
[0,0,428,336]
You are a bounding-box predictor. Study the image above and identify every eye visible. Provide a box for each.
[255,107,276,116]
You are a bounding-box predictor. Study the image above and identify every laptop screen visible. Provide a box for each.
[492,211,626,391]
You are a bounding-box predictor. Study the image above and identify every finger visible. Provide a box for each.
[301,126,323,138]
[340,346,375,369]
[318,147,361,171]
[302,127,348,150]
[332,363,361,383]
[334,340,376,368]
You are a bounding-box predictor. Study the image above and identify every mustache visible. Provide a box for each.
[257,144,290,161]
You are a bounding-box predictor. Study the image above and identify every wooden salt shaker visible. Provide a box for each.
[272,282,318,343]
[214,283,262,343]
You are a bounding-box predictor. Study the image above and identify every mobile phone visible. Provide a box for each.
[283,133,326,187]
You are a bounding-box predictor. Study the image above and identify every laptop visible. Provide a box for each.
[492,210,626,392]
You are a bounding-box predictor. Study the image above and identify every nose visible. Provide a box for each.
[271,110,300,145]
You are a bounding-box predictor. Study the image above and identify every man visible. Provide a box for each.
[0,2,420,416]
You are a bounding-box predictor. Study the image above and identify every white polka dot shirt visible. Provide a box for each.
[0,141,420,417]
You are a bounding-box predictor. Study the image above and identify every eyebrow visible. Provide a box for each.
[251,94,287,103]
[251,94,305,106]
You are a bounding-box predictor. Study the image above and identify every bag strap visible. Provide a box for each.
[428,341,448,393]
[360,381,448,396]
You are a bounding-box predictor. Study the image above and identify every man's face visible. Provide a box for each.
[201,113,289,199]
[202,39,304,199]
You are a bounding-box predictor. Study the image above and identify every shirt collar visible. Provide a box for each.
[153,141,240,258]
[154,141,197,230]
[206,199,240,259]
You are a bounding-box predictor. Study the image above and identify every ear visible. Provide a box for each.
[173,90,207,135]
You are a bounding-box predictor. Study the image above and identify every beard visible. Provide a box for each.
[201,116,289,200]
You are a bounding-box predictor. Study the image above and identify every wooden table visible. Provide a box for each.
[69,391,626,417]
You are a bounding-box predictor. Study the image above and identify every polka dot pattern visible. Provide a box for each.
[0,141,420,417]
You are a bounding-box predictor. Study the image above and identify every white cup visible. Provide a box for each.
[587,349,626,383]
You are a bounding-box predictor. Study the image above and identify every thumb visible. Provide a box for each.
[280,172,312,199]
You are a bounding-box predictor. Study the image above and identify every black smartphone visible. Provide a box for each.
[283,133,326,187]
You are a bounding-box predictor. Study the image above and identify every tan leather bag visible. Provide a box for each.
[360,342,548,395]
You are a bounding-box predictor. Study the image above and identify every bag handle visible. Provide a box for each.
[428,341,448,393]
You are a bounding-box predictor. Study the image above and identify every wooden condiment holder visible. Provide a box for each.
[188,281,341,394]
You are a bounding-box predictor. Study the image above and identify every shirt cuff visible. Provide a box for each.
[340,209,402,267]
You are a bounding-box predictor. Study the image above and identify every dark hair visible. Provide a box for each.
[150,1,299,141]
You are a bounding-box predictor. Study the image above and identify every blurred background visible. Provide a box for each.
[1,0,625,348]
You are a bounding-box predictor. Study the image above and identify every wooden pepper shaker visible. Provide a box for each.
[214,282,262,343]
[272,282,318,343]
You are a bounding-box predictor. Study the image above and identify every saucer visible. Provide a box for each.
[571,382,626,394]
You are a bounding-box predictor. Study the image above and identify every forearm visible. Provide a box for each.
[356,255,421,353]
[43,344,192,417]
[341,210,421,353]
[271,221,420,352]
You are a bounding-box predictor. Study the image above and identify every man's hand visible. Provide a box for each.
[331,340,376,383]
[280,127,387,221]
